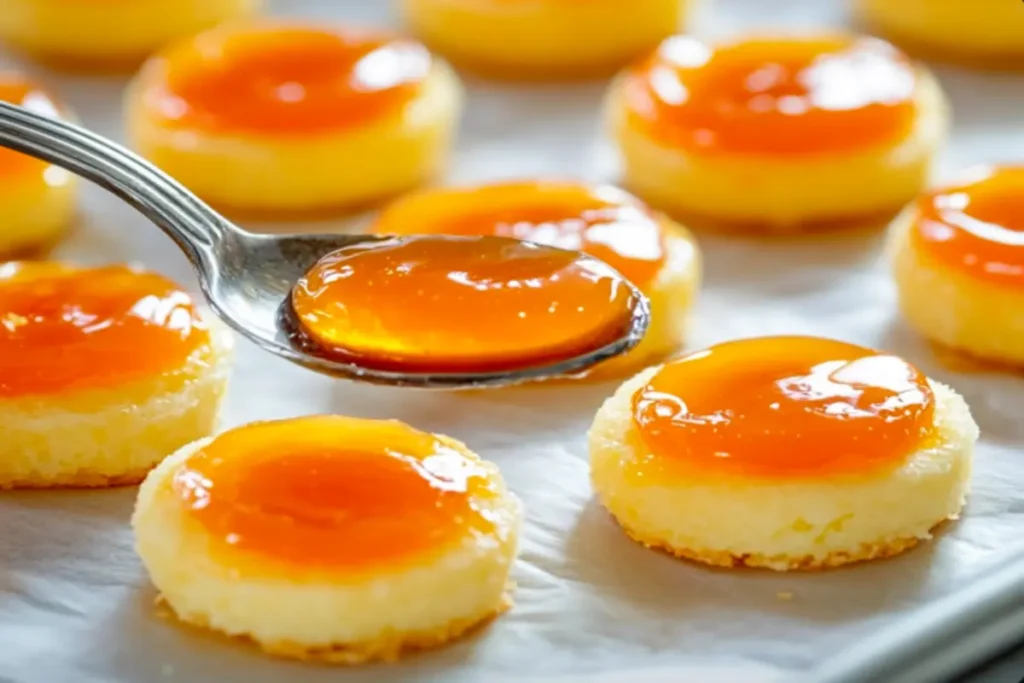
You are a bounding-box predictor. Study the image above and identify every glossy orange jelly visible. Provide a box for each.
[624,35,917,155]
[0,73,62,178]
[632,336,934,479]
[290,235,641,374]
[0,262,208,398]
[173,416,497,570]
[912,166,1024,289]
[139,24,432,136]
[372,182,668,287]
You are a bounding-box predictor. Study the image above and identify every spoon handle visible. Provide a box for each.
[0,100,227,267]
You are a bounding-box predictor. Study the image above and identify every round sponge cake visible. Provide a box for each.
[132,415,521,662]
[607,34,949,231]
[127,22,462,217]
[400,0,689,79]
[589,338,977,570]
[0,0,260,68]
[0,262,233,488]
[891,165,1024,365]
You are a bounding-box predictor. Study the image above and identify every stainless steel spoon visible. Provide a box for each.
[0,101,650,388]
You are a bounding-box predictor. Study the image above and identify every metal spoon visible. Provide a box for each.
[0,100,650,388]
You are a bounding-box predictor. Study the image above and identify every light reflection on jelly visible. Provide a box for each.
[173,416,497,570]
[624,35,918,155]
[140,25,432,135]
[632,336,934,479]
[371,182,668,287]
[0,263,207,397]
[914,165,1024,287]
[289,234,642,374]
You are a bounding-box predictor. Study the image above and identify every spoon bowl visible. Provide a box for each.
[0,100,650,388]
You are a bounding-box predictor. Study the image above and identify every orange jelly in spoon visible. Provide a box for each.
[912,166,1024,289]
[632,336,935,480]
[289,235,642,374]
[371,182,668,288]
[0,262,208,398]
[623,35,918,156]
[138,24,433,136]
[172,416,499,571]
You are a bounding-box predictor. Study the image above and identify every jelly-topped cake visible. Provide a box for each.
[289,234,644,376]
[400,0,689,78]
[0,262,232,488]
[127,22,462,216]
[893,165,1024,364]
[857,0,1024,67]
[0,0,260,67]
[372,181,700,375]
[589,336,976,570]
[608,34,949,230]
[0,72,76,256]
[911,167,1024,290]
[133,415,521,662]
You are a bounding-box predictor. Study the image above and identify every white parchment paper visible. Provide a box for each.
[2,1,1024,681]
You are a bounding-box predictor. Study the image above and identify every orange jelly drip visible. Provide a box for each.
[624,35,917,156]
[173,416,497,571]
[372,182,668,288]
[0,73,62,177]
[913,166,1024,289]
[290,235,640,374]
[632,336,934,479]
[140,24,432,136]
[0,262,208,398]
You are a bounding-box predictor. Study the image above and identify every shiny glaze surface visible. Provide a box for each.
[632,336,935,479]
[173,416,497,570]
[372,181,668,287]
[138,24,432,136]
[0,262,208,398]
[289,235,641,374]
[623,35,917,155]
[913,166,1024,289]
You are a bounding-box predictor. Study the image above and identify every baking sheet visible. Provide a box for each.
[2,0,1024,681]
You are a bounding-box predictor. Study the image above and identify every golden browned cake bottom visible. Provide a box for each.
[859,25,1024,71]
[416,44,639,82]
[612,512,946,571]
[0,223,72,261]
[204,180,444,224]
[640,200,904,238]
[0,466,151,490]
[0,46,151,73]
[158,589,513,664]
